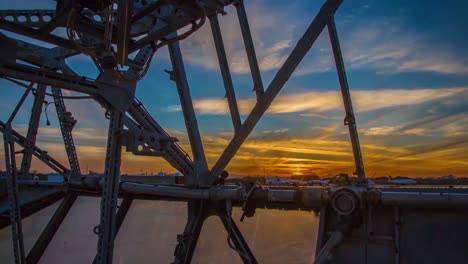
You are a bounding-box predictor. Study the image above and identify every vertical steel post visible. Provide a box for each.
[234,0,264,98]
[20,83,47,178]
[168,38,210,185]
[327,16,365,179]
[209,15,242,132]
[93,196,133,264]
[52,87,81,179]
[96,110,124,264]
[3,123,26,264]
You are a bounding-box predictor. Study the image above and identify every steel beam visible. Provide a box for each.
[0,120,69,175]
[113,196,133,238]
[92,196,134,264]
[210,0,344,184]
[0,10,107,49]
[26,192,78,264]
[218,212,257,263]
[15,40,78,68]
[2,35,194,180]
[327,16,365,179]
[209,15,242,132]
[168,38,209,185]
[20,83,47,178]
[38,7,70,37]
[96,110,124,264]
[173,200,208,264]
[234,0,264,98]
[3,123,26,264]
[0,190,65,230]
[0,19,74,49]
[0,62,101,96]
[51,87,81,179]
[127,101,194,177]
[7,83,32,124]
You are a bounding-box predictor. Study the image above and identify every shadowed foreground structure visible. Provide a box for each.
[0,0,467,263]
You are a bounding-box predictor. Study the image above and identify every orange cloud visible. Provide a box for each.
[1,114,466,178]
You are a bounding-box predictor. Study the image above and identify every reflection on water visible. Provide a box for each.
[193,209,318,264]
[0,197,318,263]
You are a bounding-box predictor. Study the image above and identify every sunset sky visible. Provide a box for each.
[0,0,467,178]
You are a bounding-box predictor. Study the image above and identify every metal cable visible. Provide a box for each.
[6,78,93,99]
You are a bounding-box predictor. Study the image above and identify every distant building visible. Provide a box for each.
[439,175,456,180]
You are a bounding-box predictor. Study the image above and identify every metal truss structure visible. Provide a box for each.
[1,0,468,264]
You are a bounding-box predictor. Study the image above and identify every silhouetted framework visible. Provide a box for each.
[2,1,467,264]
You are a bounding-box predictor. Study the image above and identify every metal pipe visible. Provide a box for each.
[12,180,68,187]
[120,182,241,200]
[267,189,296,202]
[381,192,468,207]
[11,178,468,208]
[314,230,344,264]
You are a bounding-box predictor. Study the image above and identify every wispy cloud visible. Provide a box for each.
[2,120,466,177]
[362,126,426,136]
[180,3,294,74]
[166,87,467,115]
[179,2,468,77]
[262,128,290,134]
[341,19,468,75]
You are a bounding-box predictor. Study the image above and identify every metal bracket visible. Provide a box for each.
[122,128,176,156]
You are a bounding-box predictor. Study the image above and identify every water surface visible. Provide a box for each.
[0,197,319,263]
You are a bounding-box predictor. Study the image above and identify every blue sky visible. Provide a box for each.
[0,0,467,177]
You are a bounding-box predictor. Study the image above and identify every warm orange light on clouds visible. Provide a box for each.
[1,120,466,178]
[1,83,467,178]
[0,0,467,180]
